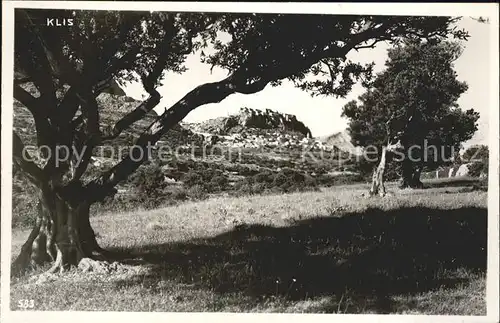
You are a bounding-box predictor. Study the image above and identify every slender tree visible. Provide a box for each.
[12,8,469,274]
[342,40,479,195]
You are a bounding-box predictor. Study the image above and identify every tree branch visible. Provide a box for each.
[14,84,41,113]
[66,92,100,182]
[14,84,55,149]
[13,131,46,187]
[354,38,389,51]
[100,15,176,142]
[57,87,82,125]
[101,92,161,142]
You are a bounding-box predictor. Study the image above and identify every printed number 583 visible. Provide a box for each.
[18,299,35,309]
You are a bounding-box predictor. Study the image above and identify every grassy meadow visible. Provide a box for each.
[10,179,487,314]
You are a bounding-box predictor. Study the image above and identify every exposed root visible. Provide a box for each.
[45,249,64,274]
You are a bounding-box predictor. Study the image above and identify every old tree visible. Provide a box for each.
[342,41,479,196]
[12,9,469,274]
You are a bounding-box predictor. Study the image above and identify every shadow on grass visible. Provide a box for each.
[109,206,487,313]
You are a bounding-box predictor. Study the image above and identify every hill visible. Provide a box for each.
[318,131,363,156]
[185,107,312,138]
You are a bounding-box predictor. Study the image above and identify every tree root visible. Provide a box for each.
[45,249,64,274]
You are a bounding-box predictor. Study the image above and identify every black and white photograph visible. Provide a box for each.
[1,2,499,322]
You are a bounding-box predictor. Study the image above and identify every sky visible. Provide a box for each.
[122,17,491,147]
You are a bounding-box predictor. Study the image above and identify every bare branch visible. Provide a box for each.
[354,38,388,51]
[101,93,161,142]
[232,78,269,94]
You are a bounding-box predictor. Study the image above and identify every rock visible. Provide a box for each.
[164,176,176,183]
[193,107,312,137]
[455,164,470,177]
[319,131,363,156]
[78,258,120,274]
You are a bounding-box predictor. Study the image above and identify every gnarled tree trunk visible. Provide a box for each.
[12,184,102,276]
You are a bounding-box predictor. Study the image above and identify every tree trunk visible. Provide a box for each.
[11,185,102,276]
[399,159,424,189]
[412,164,424,188]
[369,146,388,197]
[400,158,413,188]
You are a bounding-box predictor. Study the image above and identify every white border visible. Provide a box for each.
[486,4,500,321]
[1,2,499,323]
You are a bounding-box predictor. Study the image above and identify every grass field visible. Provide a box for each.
[9,179,487,314]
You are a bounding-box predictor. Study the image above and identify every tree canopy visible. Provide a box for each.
[342,40,479,187]
[462,144,489,162]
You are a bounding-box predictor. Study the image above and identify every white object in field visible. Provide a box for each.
[455,164,470,177]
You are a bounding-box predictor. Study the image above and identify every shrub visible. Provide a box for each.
[181,171,204,187]
[169,187,188,201]
[468,161,488,178]
[209,175,228,192]
[234,168,317,195]
[253,169,274,184]
[187,184,208,200]
[181,168,230,193]
[131,162,167,195]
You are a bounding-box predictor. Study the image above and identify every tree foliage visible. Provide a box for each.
[342,40,479,181]
[462,145,489,178]
[462,144,489,162]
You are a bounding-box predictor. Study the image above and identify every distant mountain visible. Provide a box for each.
[185,107,313,138]
[318,131,363,156]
